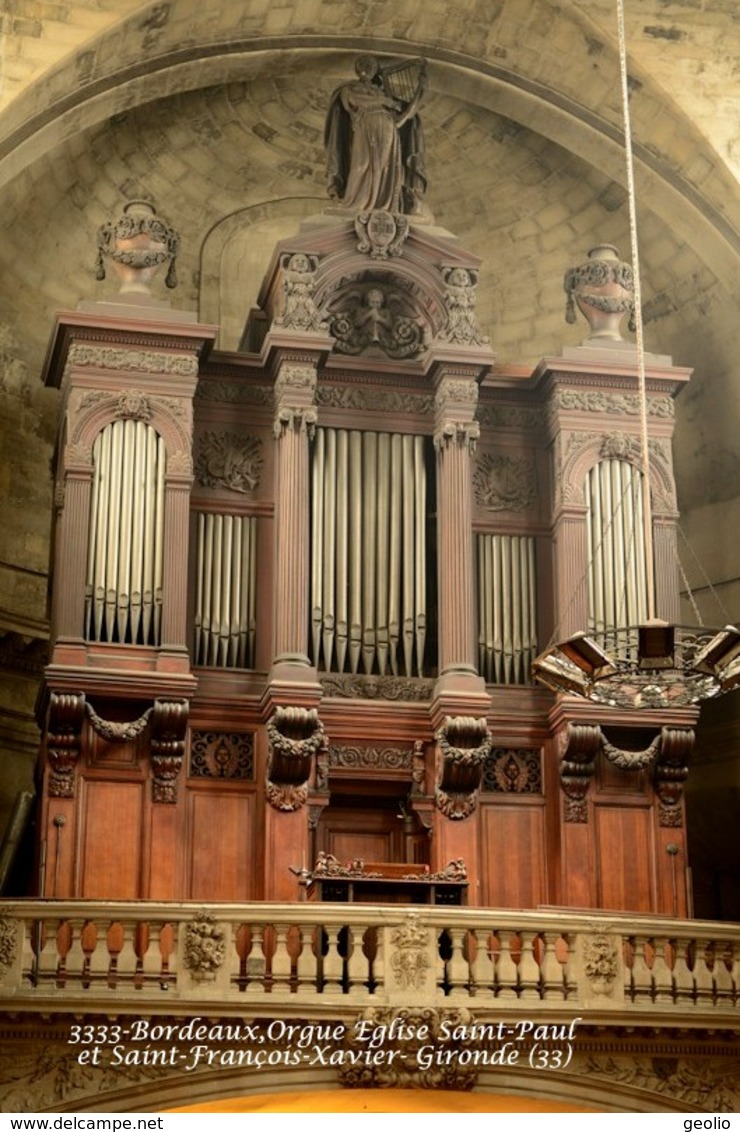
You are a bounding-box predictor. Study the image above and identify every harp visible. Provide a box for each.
[379,58,427,105]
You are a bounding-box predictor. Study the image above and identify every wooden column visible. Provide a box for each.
[430,363,490,717]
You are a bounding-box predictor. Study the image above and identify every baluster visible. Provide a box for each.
[345,925,368,997]
[87,920,112,988]
[35,918,61,986]
[271,924,292,994]
[651,937,674,1003]
[468,929,494,999]
[322,925,344,995]
[692,940,714,1007]
[140,921,165,991]
[519,931,541,1000]
[249,923,268,992]
[372,923,385,995]
[19,916,36,985]
[296,925,318,995]
[446,927,469,999]
[712,939,733,1007]
[671,937,695,1004]
[540,931,566,1001]
[495,930,519,999]
[629,936,652,1003]
[65,918,86,989]
[116,920,140,986]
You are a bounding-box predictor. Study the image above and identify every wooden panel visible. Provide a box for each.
[187,791,256,900]
[479,804,546,909]
[594,805,653,912]
[79,780,143,899]
[330,831,393,862]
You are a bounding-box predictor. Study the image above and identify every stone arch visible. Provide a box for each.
[561,430,674,512]
[66,389,192,476]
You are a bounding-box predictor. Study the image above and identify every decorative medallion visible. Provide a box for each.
[189,731,254,779]
[482,748,542,794]
[355,210,409,259]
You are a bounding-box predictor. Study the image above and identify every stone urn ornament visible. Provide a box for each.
[95,200,180,295]
[564,243,636,341]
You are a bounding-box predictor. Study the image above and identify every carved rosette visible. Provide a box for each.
[95,200,180,294]
[273,364,318,440]
[564,244,635,340]
[390,912,431,990]
[559,723,601,823]
[435,715,492,820]
[338,1007,481,1090]
[46,692,86,798]
[182,911,226,983]
[274,253,328,333]
[581,932,620,996]
[266,706,326,812]
[437,267,489,347]
[149,699,189,804]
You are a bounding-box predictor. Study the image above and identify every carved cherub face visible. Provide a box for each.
[448,268,471,286]
[289,253,310,273]
[366,288,385,308]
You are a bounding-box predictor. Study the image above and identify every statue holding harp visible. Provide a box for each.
[325,55,428,216]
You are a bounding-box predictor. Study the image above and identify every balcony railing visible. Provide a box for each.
[0,901,738,1024]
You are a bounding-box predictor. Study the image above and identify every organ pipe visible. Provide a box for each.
[85,421,165,645]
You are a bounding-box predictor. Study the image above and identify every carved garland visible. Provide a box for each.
[266,706,325,812]
[390,912,431,990]
[435,716,492,820]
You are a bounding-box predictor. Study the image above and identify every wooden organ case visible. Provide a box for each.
[35,215,696,916]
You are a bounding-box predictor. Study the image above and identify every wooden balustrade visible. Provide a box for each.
[0,901,738,1022]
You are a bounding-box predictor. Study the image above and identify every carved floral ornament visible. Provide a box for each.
[390,912,431,990]
[68,344,198,376]
[473,451,537,512]
[581,932,619,995]
[0,915,18,977]
[182,911,226,982]
[194,430,263,494]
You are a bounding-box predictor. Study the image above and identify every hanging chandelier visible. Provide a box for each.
[531,0,740,709]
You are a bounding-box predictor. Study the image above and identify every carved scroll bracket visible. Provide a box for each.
[558,722,601,823]
[266,706,326,812]
[46,692,86,798]
[434,715,492,820]
[149,699,189,804]
[655,726,693,827]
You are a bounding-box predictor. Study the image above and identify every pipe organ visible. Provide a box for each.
[193,511,258,668]
[311,428,430,677]
[85,420,166,646]
[36,217,696,918]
